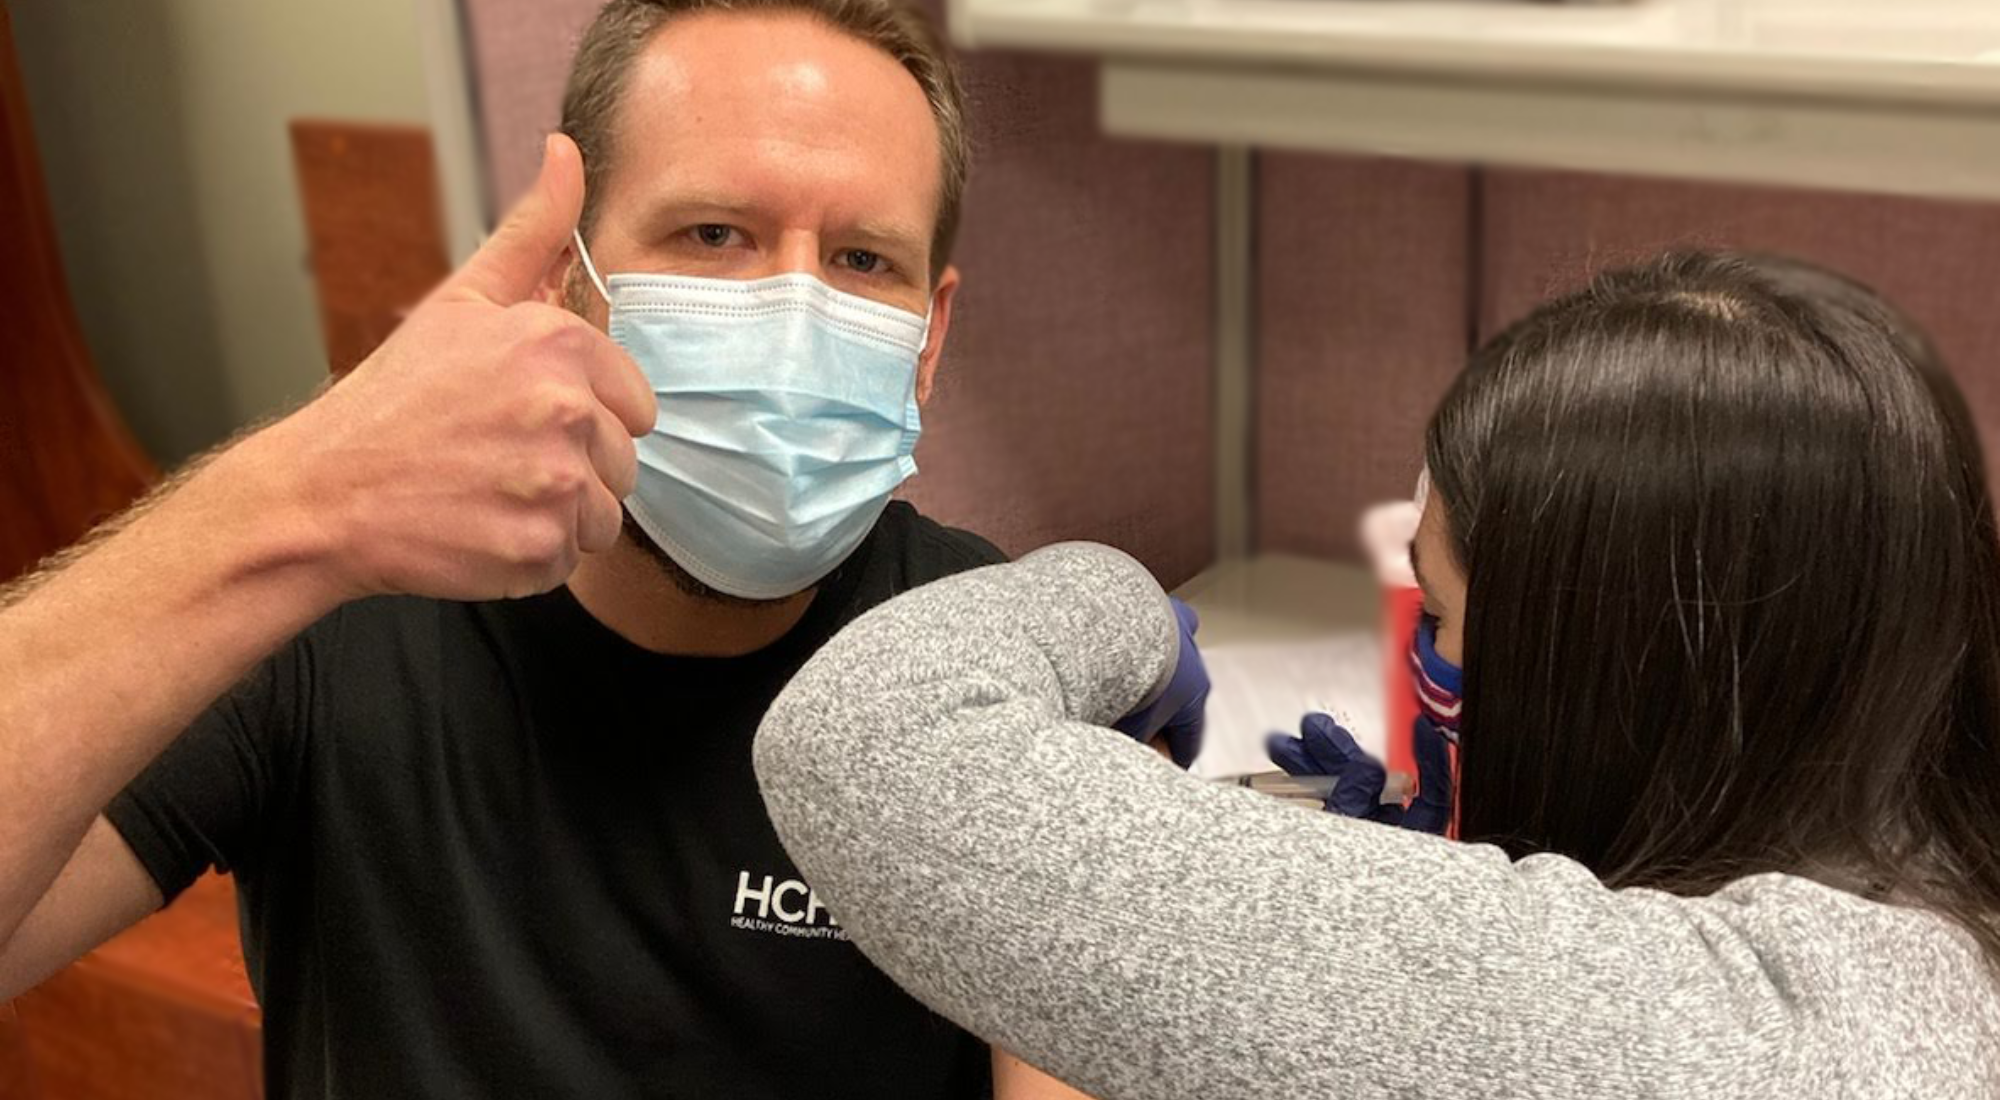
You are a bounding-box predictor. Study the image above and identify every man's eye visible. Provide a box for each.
[840,249,885,274]
[692,224,739,248]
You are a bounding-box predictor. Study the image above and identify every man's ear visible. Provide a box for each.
[537,244,574,306]
[916,265,961,405]
[547,248,611,329]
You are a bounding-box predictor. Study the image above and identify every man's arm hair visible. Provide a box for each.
[0,420,344,958]
[0,437,229,612]
[0,128,651,994]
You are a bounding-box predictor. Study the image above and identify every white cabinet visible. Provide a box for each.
[952,0,2000,200]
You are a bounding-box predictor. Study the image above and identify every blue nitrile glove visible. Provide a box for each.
[1113,597,1209,769]
[1265,713,1454,834]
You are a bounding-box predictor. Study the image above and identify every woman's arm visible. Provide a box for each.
[755,543,1817,1099]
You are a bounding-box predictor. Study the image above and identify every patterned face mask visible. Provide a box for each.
[1409,613,1462,745]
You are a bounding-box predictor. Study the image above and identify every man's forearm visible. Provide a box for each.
[0,132,650,955]
[0,427,345,946]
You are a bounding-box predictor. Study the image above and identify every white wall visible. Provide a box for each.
[11,0,432,463]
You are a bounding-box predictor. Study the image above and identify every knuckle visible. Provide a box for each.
[502,454,587,507]
[603,421,638,461]
[609,458,638,498]
[550,462,589,499]
[521,382,593,433]
[502,305,601,373]
[521,306,595,358]
[508,301,572,340]
[547,386,596,430]
[524,458,588,502]
[507,521,569,568]
[579,505,620,553]
[495,309,559,361]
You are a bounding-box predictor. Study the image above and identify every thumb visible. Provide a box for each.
[446,132,586,306]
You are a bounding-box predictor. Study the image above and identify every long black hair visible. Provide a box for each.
[1427,251,2000,965]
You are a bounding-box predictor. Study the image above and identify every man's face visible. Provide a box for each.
[569,11,959,399]
[561,11,961,605]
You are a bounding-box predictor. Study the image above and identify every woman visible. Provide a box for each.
[752,253,2000,1097]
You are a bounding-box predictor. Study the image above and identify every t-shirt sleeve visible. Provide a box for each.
[103,627,318,906]
[939,526,1007,567]
[911,517,1009,572]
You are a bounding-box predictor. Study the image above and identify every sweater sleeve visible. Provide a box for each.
[753,543,1850,1099]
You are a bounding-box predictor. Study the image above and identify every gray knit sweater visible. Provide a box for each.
[754,543,2000,1098]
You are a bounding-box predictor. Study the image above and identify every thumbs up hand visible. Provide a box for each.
[261,133,655,602]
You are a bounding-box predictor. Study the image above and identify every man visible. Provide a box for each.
[0,2,1201,1095]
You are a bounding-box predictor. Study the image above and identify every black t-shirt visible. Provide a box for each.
[106,502,1005,1099]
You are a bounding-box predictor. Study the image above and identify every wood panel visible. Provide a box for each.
[0,2,155,582]
[289,120,451,376]
[3,5,254,1092]
[0,1000,37,1099]
[16,874,261,1100]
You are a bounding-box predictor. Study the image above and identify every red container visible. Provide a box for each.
[1381,583,1425,797]
[1365,499,1458,836]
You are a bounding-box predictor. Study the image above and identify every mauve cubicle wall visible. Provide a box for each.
[1252,155,1473,561]
[456,1,1219,587]
[458,0,600,216]
[1478,170,2000,469]
[1253,164,2000,559]
[896,52,1216,586]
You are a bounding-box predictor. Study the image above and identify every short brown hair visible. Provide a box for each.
[561,0,968,282]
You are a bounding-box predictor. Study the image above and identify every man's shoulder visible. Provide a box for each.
[819,503,1005,626]
[877,501,1008,579]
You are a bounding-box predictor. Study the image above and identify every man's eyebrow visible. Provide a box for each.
[634,194,764,228]
[629,198,927,260]
[843,220,928,260]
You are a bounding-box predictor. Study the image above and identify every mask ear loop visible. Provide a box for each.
[918,303,936,360]
[572,228,611,304]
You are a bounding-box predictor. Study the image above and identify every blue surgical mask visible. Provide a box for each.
[575,232,927,600]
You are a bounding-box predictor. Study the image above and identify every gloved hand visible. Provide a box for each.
[1112,597,1208,768]
[1265,713,1454,833]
